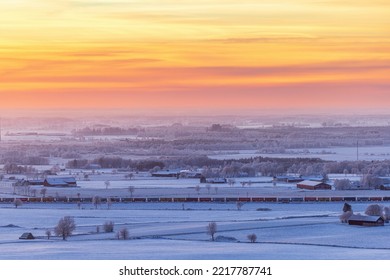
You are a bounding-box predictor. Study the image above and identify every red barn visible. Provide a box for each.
[297,180,332,190]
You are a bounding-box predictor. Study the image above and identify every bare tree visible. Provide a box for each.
[92,195,101,209]
[14,198,23,208]
[103,221,114,233]
[118,228,129,240]
[228,179,235,187]
[40,188,47,198]
[31,189,37,197]
[128,186,135,198]
[106,197,112,209]
[54,216,76,240]
[207,222,217,241]
[195,185,201,195]
[236,201,243,211]
[247,233,257,243]
[45,229,52,240]
[104,180,110,189]
[206,184,211,194]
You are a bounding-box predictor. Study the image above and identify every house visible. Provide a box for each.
[19,232,35,240]
[348,215,384,226]
[27,179,45,186]
[43,176,77,187]
[297,180,332,190]
[273,175,304,183]
[380,184,390,191]
[151,170,180,178]
[179,170,202,178]
[200,177,227,184]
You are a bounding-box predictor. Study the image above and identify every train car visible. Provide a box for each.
[369,197,383,202]
[159,198,173,202]
[317,197,330,202]
[251,197,265,202]
[277,198,290,203]
[212,197,226,203]
[290,197,304,203]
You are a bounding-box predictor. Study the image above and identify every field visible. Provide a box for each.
[1,200,390,260]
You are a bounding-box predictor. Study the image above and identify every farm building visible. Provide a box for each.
[348,215,385,226]
[43,177,77,187]
[151,170,180,178]
[19,232,35,240]
[297,180,332,190]
[27,179,45,186]
[200,177,227,184]
[274,176,304,183]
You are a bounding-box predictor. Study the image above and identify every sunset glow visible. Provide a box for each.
[1,0,389,114]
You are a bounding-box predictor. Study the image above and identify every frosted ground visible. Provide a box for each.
[1,171,390,260]
[1,201,390,260]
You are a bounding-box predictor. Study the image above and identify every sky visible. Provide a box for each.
[0,0,389,115]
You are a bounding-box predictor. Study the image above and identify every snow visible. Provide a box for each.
[1,202,390,260]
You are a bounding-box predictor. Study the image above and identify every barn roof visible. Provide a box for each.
[297,180,324,187]
[19,232,35,239]
[45,177,76,185]
[348,214,384,222]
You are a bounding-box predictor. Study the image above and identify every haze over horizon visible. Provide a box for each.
[1,0,389,115]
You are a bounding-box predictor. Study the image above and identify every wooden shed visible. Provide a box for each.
[348,215,385,227]
[19,232,35,240]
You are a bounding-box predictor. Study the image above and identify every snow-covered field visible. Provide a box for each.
[1,202,390,260]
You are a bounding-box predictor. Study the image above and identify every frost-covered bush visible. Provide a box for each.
[339,211,353,223]
[13,198,23,208]
[383,207,390,221]
[365,204,383,216]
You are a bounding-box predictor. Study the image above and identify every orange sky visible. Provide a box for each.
[0,0,389,114]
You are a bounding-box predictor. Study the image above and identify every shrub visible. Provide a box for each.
[14,198,23,208]
[339,211,353,223]
[365,204,383,216]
